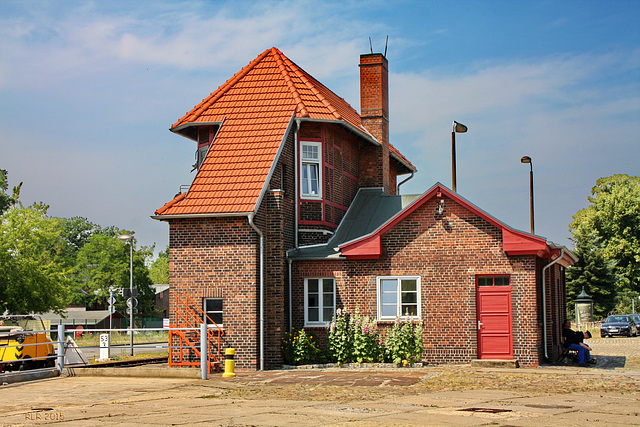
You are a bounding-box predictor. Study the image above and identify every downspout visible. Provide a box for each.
[290,119,301,336]
[294,119,300,248]
[247,213,264,371]
[396,172,414,194]
[288,257,293,331]
[541,248,565,361]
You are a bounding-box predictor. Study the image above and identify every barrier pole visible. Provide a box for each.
[57,324,65,372]
[223,348,236,378]
[200,323,208,380]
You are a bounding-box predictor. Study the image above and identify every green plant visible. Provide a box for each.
[281,328,321,365]
[384,316,423,365]
[351,312,382,363]
[328,308,352,364]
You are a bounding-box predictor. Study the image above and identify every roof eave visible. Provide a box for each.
[151,211,254,222]
[170,121,224,142]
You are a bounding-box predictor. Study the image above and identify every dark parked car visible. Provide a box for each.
[627,314,640,332]
[601,315,638,337]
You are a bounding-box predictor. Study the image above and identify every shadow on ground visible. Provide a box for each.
[553,354,626,370]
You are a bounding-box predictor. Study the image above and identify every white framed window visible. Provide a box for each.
[203,298,223,327]
[300,141,322,199]
[377,276,421,320]
[304,278,335,326]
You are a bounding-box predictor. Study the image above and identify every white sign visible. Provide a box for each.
[99,334,110,361]
[163,318,170,329]
[99,334,110,348]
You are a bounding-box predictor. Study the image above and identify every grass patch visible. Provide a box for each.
[88,351,169,364]
[74,331,169,346]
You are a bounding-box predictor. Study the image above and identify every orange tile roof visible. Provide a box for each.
[156,47,414,217]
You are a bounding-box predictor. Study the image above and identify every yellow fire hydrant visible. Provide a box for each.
[222,348,236,378]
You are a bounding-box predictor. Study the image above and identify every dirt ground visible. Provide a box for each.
[1,336,639,426]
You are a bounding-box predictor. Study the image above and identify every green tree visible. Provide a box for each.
[0,203,70,314]
[569,175,640,313]
[149,246,169,284]
[0,169,21,215]
[71,234,157,317]
[566,245,616,319]
[59,217,121,264]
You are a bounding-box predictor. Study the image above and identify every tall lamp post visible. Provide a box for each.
[117,232,135,356]
[520,156,535,234]
[451,121,468,192]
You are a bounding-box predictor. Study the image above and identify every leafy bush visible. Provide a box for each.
[327,308,422,365]
[281,328,321,365]
[384,316,423,365]
[328,308,353,364]
[351,312,382,363]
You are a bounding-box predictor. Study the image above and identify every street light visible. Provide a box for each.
[451,121,468,192]
[117,232,135,356]
[520,156,535,234]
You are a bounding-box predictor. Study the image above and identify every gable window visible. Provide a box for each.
[300,141,322,199]
[304,278,335,326]
[203,298,223,327]
[196,126,211,170]
[377,276,420,320]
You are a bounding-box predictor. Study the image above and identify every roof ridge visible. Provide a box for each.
[172,48,273,128]
[283,56,342,121]
[272,48,309,117]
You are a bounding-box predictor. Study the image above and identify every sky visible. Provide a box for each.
[1,0,639,257]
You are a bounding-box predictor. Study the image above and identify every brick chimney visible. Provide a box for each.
[359,53,391,194]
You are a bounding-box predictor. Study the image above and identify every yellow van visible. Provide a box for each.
[0,315,55,372]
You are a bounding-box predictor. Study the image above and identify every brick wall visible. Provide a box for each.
[298,122,361,244]
[292,195,544,367]
[169,216,260,370]
[359,53,390,194]
[261,129,296,369]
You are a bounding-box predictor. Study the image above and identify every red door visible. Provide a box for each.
[476,275,513,359]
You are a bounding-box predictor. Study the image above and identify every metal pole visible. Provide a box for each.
[129,240,134,356]
[529,166,535,234]
[57,324,65,372]
[109,290,113,359]
[200,323,208,380]
[451,131,457,192]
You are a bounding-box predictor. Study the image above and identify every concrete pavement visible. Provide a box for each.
[1,336,639,426]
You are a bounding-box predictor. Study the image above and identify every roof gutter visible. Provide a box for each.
[247,212,264,371]
[151,212,253,221]
[541,247,565,362]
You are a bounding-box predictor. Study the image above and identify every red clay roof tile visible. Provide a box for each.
[157,47,414,217]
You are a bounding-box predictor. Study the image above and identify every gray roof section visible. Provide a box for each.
[288,188,421,260]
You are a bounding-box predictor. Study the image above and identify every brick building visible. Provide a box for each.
[153,47,576,370]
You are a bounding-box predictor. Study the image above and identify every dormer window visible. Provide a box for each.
[300,141,322,199]
[197,127,211,169]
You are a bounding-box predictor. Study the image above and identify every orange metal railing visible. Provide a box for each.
[169,290,223,373]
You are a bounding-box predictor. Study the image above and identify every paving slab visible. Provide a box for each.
[2,337,639,426]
